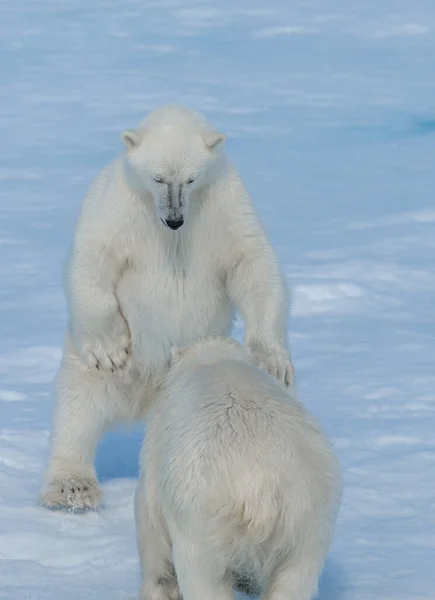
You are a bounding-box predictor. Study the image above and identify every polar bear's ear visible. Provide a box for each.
[204,132,226,150]
[121,129,141,150]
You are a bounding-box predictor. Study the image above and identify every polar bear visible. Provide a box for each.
[135,337,341,600]
[41,105,293,511]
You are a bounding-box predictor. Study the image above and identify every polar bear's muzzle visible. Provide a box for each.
[157,182,187,230]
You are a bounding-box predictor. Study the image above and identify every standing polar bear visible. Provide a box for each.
[41,105,293,510]
[136,337,341,600]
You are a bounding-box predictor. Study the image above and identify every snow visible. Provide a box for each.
[1,0,434,598]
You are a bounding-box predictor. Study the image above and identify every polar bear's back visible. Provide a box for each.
[151,357,339,531]
[144,356,340,578]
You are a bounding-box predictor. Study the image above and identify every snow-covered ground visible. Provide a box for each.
[1,1,434,598]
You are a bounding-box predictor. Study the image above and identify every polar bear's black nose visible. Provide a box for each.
[165,219,184,230]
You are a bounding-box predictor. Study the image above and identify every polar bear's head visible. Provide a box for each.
[121,105,226,231]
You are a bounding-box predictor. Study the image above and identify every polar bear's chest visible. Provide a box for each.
[116,249,233,358]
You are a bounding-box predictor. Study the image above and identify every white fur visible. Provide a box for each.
[136,337,341,600]
[41,105,293,510]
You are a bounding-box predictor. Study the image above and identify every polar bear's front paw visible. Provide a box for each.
[42,477,103,512]
[248,342,294,387]
[85,336,131,372]
[79,326,131,372]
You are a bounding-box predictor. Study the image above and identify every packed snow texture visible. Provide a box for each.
[1,1,435,599]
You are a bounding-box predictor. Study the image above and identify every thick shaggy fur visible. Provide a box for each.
[41,105,293,510]
[136,338,341,600]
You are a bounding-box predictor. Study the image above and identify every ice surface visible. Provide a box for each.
[1,1,434,598]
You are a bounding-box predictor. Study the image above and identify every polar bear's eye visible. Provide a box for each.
[186,177,195,185]
[153,175,164,183]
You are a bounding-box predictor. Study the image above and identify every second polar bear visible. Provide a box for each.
[41,105,293,510]
[136,337,341,600]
